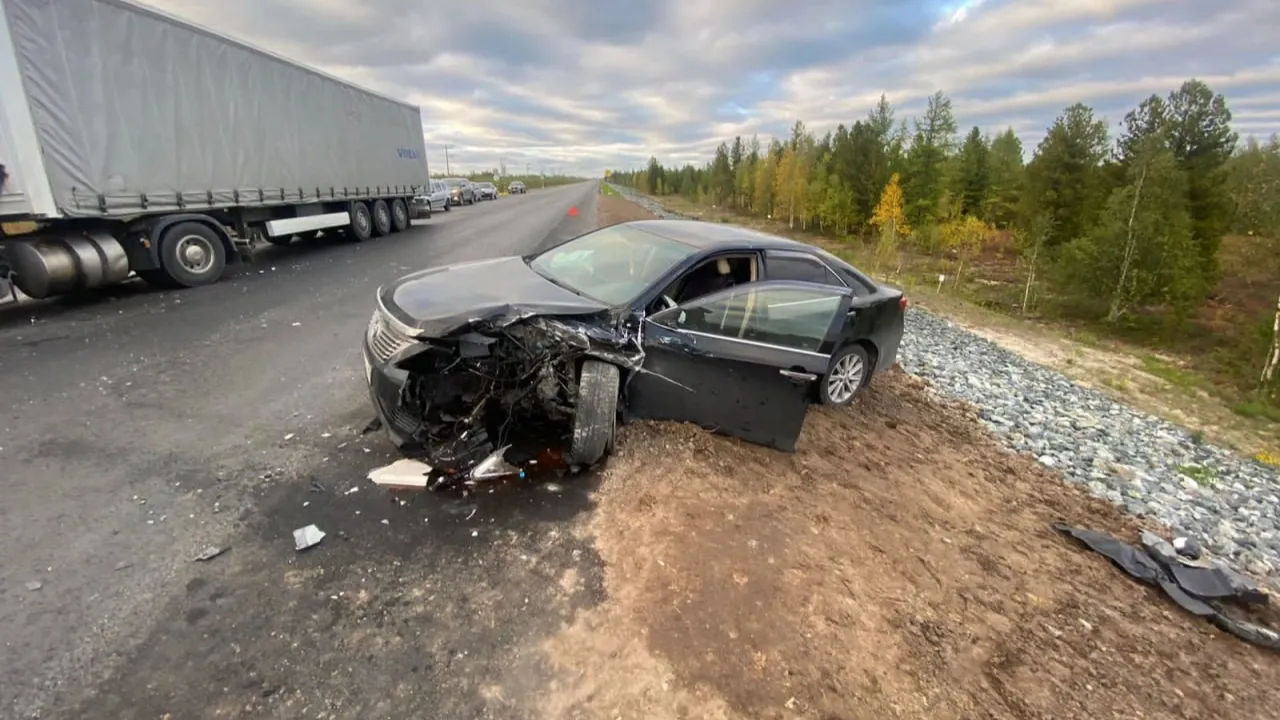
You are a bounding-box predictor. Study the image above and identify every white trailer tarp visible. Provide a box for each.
[3,0,428,217]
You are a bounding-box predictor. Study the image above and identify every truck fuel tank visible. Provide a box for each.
[3,231,131,299]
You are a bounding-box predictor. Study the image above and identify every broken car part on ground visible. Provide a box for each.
[1055,523,1280,650]
[361,220,907,483]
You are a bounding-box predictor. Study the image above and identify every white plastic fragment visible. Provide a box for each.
[293,524,326,551]
[366,459,434,490]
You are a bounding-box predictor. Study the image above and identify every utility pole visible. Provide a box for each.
[444,145,452,176]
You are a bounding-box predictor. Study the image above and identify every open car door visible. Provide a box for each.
[627,280,853,452]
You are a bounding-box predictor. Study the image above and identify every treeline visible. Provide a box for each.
[610,82,1280,398]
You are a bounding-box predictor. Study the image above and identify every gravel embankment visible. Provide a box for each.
[608,184,692,219]
[901,309,1280,582]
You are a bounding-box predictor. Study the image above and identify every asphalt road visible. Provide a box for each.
[0,181,603,719]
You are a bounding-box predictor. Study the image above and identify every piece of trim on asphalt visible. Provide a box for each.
[193,546,228,562]
[367,458,434,489]
[293,524,326,551]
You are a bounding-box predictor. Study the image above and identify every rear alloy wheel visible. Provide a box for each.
[153,221,226,288]
[569,360,620,466]
[390,198,409,232]
[819,344,870,406]
[348,201,373,242]
[371,199,392,236]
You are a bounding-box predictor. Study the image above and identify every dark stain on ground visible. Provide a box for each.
[67,436,605,720]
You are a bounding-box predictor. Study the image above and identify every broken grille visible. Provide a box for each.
[367,311,415,363]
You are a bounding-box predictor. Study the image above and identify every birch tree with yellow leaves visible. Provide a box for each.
[870,173,911,273]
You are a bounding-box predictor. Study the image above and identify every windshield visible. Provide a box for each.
[529,225,697,306]
[446,179,464,187]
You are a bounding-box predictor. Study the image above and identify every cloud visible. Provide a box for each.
[141,0,1280,176]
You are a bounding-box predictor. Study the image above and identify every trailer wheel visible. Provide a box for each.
[348,201,373,242]
[390,199,409,232]
[371,199,392,236]
[155,222,226,288]
[568,360,620,466]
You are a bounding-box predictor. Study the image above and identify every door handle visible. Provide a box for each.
[779,369,817,382]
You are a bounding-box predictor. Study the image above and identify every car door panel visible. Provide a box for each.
[629,322,818,451]
[628,282,851,452]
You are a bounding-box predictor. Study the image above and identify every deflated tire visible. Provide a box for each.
[569,360,619,466]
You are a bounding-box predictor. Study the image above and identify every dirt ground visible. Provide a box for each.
[541,371,1280,719]
[597,190,660,225]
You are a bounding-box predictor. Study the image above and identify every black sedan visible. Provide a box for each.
[362,220,906,470]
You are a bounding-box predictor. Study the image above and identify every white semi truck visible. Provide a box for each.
[0,0,430,300]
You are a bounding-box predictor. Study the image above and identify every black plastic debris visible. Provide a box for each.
[360,417,383,435]
[1054,523,1280,650]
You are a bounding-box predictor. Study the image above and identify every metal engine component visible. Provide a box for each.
[5,231,131,299]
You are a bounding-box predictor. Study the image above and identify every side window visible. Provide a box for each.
[766,251,844,288]
[664,286,843,352]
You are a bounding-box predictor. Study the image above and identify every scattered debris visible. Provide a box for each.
[283,433,295,441]
[380,519,390,525]
[193,546,228,562]
[113,561,132,571]
[321,432,332,439]
[360,417,383,435]
[25,580,43,591]
[344,486,359,495]
[308,480,326,493]
[1054,523,1279,650]
[293,524,326,551]
[1173,535,1202,560]
[468,444,523,482]
[367,458,434,490]
[466,508,477,521]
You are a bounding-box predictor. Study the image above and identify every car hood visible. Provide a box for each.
[379,256,610,338]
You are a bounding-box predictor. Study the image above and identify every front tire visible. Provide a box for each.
[819,344,870,406]
[153,221,226,289]
[569,360,620,466]
[348,201,373,242]
[371,199,392,236]
[390,198,409,232]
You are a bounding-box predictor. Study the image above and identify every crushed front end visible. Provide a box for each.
[363,306,642,482]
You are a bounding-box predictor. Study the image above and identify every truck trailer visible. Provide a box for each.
[0,0,430,300]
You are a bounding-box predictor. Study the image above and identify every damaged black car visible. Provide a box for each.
[362,219,907,473]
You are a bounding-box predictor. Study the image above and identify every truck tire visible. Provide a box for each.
[371,199,392,236]
[348,201,373,242]
[390,199,409,232]
[569,360,620,466]
[153,221,226,288]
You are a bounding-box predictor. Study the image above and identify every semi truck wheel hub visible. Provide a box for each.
[178,236,213,273]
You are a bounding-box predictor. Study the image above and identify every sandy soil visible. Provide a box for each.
[597,191,660,225]
[541,371,1280,719]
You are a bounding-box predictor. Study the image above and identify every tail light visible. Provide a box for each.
[899,296,909,311]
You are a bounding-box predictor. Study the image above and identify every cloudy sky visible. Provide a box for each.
[142,0,1280,177]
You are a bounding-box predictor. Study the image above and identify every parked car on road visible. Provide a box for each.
[474,182,497,200]
[362,220,907,477]
[410,180,452,218]
[508,181,527,194]
[445,178,474,206]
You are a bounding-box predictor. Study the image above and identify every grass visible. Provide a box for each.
[600,184,621,197]
[1138,355,1213,393]
[1176,464,1220,487]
